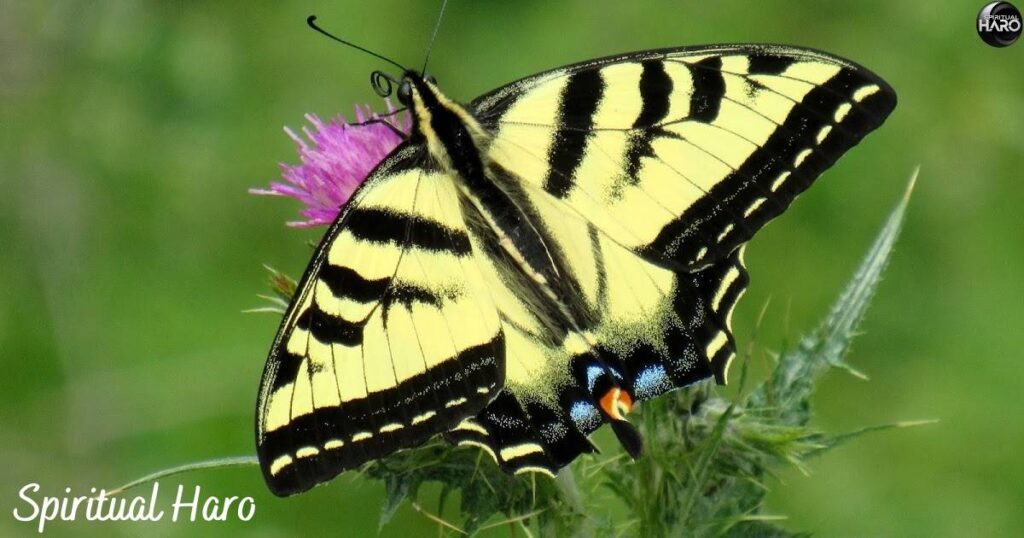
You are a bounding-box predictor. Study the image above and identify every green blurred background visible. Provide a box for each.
[2,0,1022,536]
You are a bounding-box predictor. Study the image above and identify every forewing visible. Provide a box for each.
[474,44,896,269]
[256,146,505,496]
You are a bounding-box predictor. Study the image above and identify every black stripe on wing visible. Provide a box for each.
[748,52,796,75]
[318,265,388,303]
[688,56,726,122]
[261,336,504,495]
[346,207,473,256]
[623,60,673,187]
[544,69,605,198]
[642,64,896,268]
[318,263,449,308]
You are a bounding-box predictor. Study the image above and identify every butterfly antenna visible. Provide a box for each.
[306,15,407,72]
[420,0,449,74]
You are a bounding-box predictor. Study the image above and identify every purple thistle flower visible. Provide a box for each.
[252,102,411,227]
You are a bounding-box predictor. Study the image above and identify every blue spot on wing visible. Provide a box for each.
[585,365,604,393]
[569,401,601,432]
[634,365,672,400]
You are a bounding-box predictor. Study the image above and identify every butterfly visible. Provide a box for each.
[255,16,896,496]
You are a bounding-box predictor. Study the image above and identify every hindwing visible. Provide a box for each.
[446,159,750,473]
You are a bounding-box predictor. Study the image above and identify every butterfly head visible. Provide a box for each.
[393,72,438,108]
[376,69,488,175]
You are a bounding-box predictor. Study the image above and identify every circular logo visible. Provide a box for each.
[978,2,1022,47]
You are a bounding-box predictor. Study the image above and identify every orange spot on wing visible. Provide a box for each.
[599,388,619,419]
[599,388,634,421]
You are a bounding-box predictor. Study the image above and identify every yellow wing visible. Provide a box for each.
[256,146,505,495]
[475,44,897,269]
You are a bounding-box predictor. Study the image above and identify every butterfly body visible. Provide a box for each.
[257,44,896,496]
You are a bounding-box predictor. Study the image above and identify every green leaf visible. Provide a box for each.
[803,419,938,459]
[104,455,258,497]
[379,475,411,530]
[264,264,298,301]
[678,404,735,529]
[750,168,918,426]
